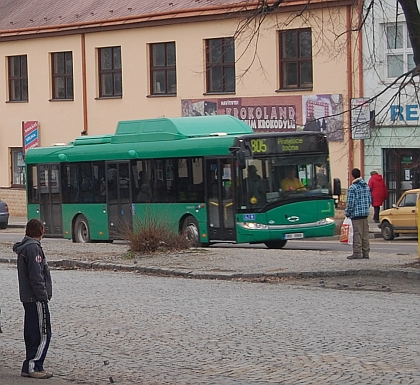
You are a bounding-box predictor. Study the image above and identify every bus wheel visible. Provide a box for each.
[73,215,91,243]
[264,240,287,249]
[182,216,200,247]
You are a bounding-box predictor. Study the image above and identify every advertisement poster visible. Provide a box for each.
[182,94,343,142]
[302,94,344,142]
[181,96,301,133]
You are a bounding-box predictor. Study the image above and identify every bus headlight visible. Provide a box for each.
[317,217,335,225]
[238,222,269,230]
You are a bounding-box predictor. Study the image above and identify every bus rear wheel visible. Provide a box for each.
[264,240,287,249]
[182,216,200,247]
[73,215,91,243]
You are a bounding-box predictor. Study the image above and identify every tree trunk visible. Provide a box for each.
[398,0,420,66]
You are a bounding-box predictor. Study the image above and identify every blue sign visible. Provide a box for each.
[244,214,256,221]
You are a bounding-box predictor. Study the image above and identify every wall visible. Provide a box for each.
[0,5,360,213]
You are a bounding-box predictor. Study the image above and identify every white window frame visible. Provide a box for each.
[384,22,415,80]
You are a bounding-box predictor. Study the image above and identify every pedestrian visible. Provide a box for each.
[368,170,388,223]
[344,168,372,260]
[13,218,53,379]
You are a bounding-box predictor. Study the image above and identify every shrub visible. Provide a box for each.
[122,213,191,255]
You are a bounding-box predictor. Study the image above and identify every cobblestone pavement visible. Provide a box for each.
[1,262,420,385]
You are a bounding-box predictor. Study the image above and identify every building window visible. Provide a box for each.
[8,55,28,101]
[150,42,176,95]
[385,23,415,79]
[11,148,26,186]
[52,51,74,100]
[279,29,313,89]
[205,37,235,93]
[98,46,122,97]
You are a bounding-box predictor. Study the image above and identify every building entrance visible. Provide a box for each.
[383,148,420,208]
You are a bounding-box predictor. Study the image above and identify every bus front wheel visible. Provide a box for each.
[264,240,287,249]
[182,216,200,247]
[73,215,91,243]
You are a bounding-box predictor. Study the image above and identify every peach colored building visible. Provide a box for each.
[0,0,362,214]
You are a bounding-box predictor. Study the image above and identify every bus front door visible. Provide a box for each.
[106,162,133,239]
[38,164,63,237]
[206,159,236,242]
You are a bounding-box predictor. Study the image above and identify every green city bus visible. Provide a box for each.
[25,115,340,248]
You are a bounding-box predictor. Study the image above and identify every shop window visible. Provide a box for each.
[98,46,122,97]
[8,55,28,102]
[150,42,177,95]
[385,22,415,79]
[11,148,26,186]
[51,51,74,100]
[279,29,313,89]
[205,37,235,93]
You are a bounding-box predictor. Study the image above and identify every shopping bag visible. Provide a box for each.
[339,217,353,245]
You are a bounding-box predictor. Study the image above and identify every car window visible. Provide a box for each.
[400,193,417,207]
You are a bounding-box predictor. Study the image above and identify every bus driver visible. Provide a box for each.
[281,167,305,192]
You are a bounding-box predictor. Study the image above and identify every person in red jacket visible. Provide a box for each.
[368,170,388,223]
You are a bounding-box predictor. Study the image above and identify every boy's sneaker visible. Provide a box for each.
[21,370,53,379]
[38,370,53,378]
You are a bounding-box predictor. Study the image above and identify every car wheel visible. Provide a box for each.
[182,216,200,247]
[264,240,287,249]
[73,215,91,243]
[381,221,394,241]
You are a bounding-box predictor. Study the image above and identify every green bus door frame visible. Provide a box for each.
[106,161,133,239]
[206,158,236,242]
[38,163,63,237]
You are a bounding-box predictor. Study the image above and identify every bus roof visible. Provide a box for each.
[25,115,254,164]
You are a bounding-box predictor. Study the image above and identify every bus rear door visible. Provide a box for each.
[106,162,133,239]
[38,164,63,237]
[206,159,236,243]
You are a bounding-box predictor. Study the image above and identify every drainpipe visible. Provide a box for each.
[358,0,365,177]
[347,5,354,186]
[81,33,88,135]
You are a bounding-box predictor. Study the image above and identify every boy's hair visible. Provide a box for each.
[351,168,361,179]
[25,219,44,238]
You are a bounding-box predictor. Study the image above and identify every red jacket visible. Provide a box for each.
[368,174,388,206]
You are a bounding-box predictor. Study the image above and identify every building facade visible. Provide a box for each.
[363,0,420,207]
[0,0,361,215]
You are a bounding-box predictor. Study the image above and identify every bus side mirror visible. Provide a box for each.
[237,151,246,169]
[333,178,341,196]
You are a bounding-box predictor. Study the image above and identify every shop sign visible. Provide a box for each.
[22,121,39,153]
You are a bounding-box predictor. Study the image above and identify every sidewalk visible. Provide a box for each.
[0,368,70,385]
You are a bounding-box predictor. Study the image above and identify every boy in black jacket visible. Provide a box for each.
[13,218,53,379]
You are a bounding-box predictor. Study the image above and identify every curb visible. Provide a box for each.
[1,258,418,281]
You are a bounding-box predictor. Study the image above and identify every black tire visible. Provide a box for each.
[381,221,394,241]
[264,240,287,249]
[182,216,200,247]
[73,215,91,243]
[0,222,7,230]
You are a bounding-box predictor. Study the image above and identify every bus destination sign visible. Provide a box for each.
[245,136,326,156]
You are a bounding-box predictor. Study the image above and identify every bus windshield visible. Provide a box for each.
[238,155,331,211]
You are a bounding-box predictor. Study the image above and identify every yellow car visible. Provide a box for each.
[379,189,419,240]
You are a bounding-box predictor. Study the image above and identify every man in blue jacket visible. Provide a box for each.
[13,219,53,379]
[344,168,372,259]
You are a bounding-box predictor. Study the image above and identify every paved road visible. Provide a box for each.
[1,264,420,385]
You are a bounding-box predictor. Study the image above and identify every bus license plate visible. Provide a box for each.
[284,233,304,240]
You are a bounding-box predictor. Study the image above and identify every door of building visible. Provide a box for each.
[384,149,420,208]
